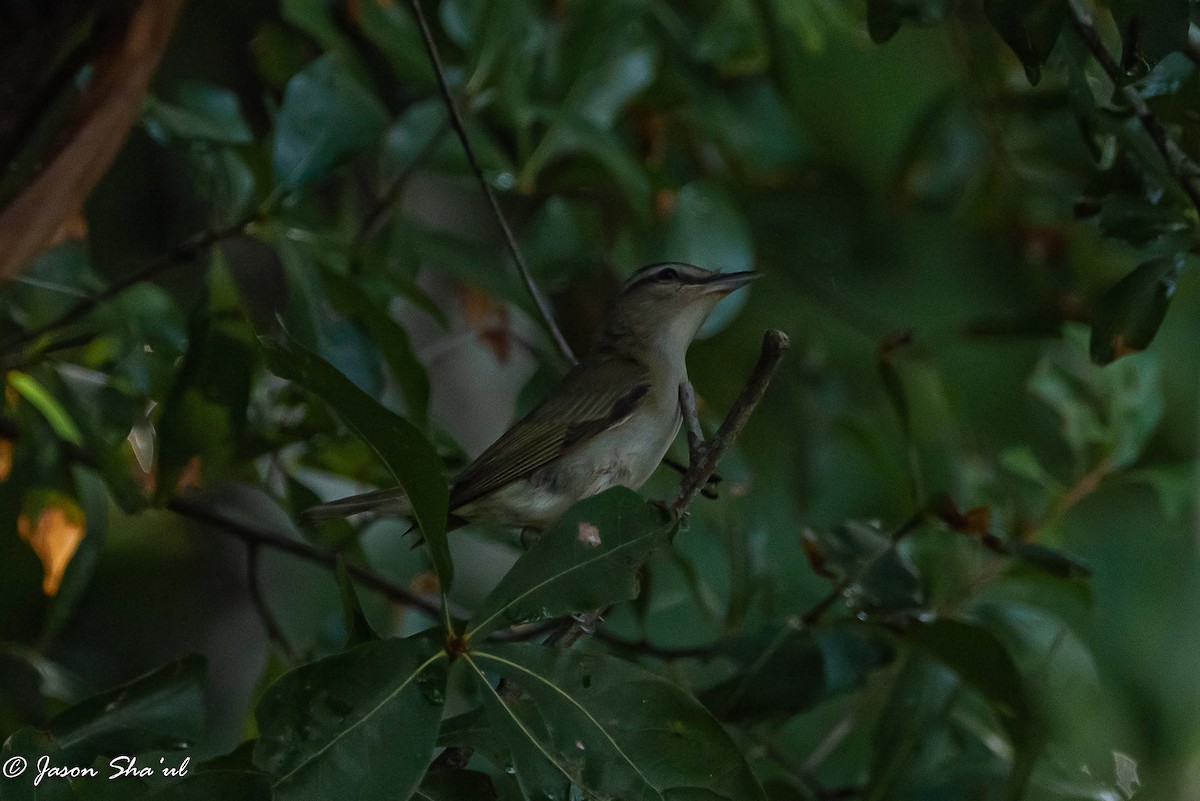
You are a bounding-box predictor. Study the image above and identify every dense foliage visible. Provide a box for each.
[1,1,1198,800]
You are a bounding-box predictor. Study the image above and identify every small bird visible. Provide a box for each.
[303,263,758,529]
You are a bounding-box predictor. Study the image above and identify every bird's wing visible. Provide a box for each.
[449,357,652,510]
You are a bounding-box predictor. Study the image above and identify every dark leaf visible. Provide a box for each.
[253,636,448,801]
[143,81,253,145]
[701,622,895,721]
[983,0,1067,84]
[465,487,674,641]
[273,52,389,190]
[466,643,766,801]
[141,770,272,801]
[417,769,499,801]
[1089,254,1184,364]
[903,618,1032,744]
[262,333,451,588]
[866,0,950,43]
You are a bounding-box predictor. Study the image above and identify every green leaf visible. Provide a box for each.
[903,619,1031,744]
[1112,0,1189,75]
[0,656,205,770]
[7,371,83,446]
[466,643,766,801]
[701,622,895,721]
[261,333,451,588]
[335,558,380,648]
[865,0,950,43]
[521,110,652,211]
[1032,324,1162,469]
[154,259,257,500]
[983,0,1066,84]
[273,52,389,190]
[143,81,254,145]
[465,487,674,641]
[805,521,925,615]
[1089,254,1184,365]
[253,636,448,801]
[320,267,431,426]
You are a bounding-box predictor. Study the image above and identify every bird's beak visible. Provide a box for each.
[701,270,761,296]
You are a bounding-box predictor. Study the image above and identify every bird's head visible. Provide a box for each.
[596,263,759,361]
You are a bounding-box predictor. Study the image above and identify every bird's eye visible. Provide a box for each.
[656,267,679,282]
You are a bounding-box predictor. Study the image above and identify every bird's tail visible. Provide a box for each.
[300,487,412,523]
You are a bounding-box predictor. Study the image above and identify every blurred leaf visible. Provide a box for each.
[5,241,101,332]
[273,52,389,190]
[143,82,253,145]
[320,267,431,426]
[695,0,768,72]
[1123,461,1195,520]
[904,618,1032,744]
[356,0,433,86]
[894,94,987,209]
[701,622,894,721]
[983,0,1066,84]
[37,467,108,645]
[1089,254,1183,365]
[865,0,950,43]
[465,487,674,641]
[521,110,652,210]
[1111,0,1189,75]
[254,636,447,801]
[1009,542,1091,579]
[7,371,83,446]
[261,333,451,588]
[466,643,766,800]
[805,521,925,615]
[1036,325,1163,470]
[154,260,257,499]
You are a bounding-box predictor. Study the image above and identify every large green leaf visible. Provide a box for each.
[273,52,389,190]
[253,636,448,801]
[465,643,766,801]
[261,333,451,588]
[465,487,674,641]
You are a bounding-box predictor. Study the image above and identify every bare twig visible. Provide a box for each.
[403,0,577,365]
[168,495,448,619]
[1068,2,1200,218]
[674,330,790,511]
[355,116,452,250]
[678,382,705,466]
[1,208,266,360]
[246,544,300,663]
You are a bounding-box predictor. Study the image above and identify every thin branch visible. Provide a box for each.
[800,508,926,628]
[246,544,300,663]
[403,0,577,365]
[674,330,790,511]
[168,495,448,619]
[1068,2,1200,218]
[1,208,266,360]
[355,116,452,251]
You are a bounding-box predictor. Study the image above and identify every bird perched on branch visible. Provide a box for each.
[302,263,758,529]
